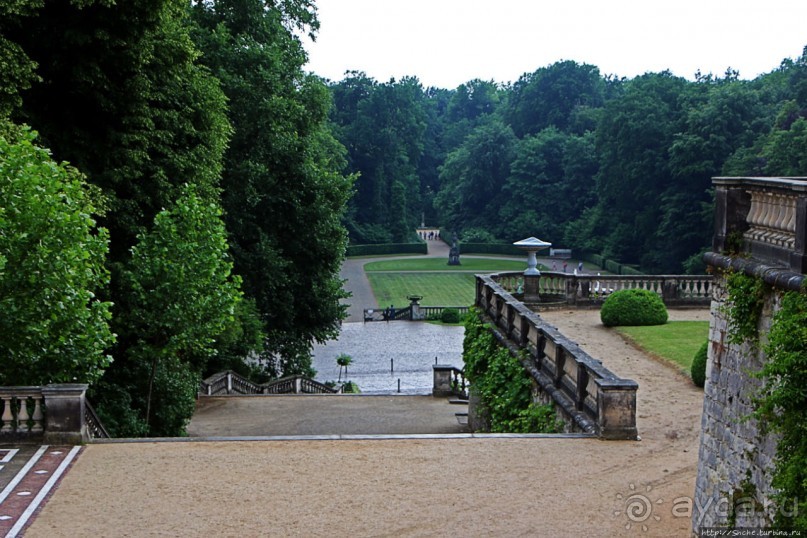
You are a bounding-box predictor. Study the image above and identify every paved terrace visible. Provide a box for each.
[3,308,708,537]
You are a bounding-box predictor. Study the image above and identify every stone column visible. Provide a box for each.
[523,274,540,303]
[432,365,454,397]
[42,383,89,444]
[595,378,639,440]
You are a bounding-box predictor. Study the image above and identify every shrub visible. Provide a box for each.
[691,341,708,387]
[459,243,523,256]
[346,243,427,257]
[600,289,668,327]
[441,308,461,324]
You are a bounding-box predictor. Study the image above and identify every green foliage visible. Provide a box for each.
[435,117,517,232]
[723,271,767,344]
[457,243,524,256]
[346,243,428,257]
[364,257,526,272]
[462,312,561,433]
[600,289,668,327]
[335,353,352,382]
[342,380,360,394]
[191,0,353,376]
[111,185,242,436]
[460,228,497,243]
[752,291,807,529]
[604,259,623,274]
[0,125,114,386]
[691,341,708,388]
[330,73,427,240]
[440,308,461,324]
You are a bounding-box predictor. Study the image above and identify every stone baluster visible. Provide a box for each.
[1,395,13,432]
[31,395,44,433]
[576,363,589,411]
[16,396,30,433]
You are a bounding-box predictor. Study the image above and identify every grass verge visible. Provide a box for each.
[614,321,709,374]
[367,273,476,306]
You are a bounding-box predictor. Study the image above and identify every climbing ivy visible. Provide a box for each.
[462,311,562,433]
[752,290,807,529]
[724,268,807,529]
[723,271,767,345]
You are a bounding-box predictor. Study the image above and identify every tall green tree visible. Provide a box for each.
[191,0,353,375]
[498,128,597,243]
[330,74,427,244]
[504,60,606,138]
[4,0,230,254]
[0,124,114,386]
[434,118,517,233]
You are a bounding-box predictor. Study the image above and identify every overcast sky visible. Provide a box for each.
[303,0,807,89]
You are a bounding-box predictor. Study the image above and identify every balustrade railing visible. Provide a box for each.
[484,271,712,306]
[199,371,339,396]
[0,389,45,437]
[0,384,101,443]
[432,365,468,399]
[475,275,638,440]
[713,177,807,272]
[84,400,110,439]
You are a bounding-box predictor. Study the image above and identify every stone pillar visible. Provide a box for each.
[595,378,639,440]
[42,384,89,444]
[523,274,540,303]
[432,365,454,397]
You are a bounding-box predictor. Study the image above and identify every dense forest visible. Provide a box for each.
[331,54,807,274]
[0,0,352,436]
[3,0,807,437]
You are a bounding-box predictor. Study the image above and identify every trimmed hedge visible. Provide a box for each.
[346,243,427,257]
[600,288,668,327]
[581,252,604,267]
[691,341,708,388]
[620,265,644,276]
[441,308,461,323]
[457,242,524,256]
[604,259,622,274]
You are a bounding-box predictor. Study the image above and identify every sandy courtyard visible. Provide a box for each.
[25,308,711,537]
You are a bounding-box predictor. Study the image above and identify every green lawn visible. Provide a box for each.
[364,257,530,272]
[614,321,709,373]
[367,273,477,306]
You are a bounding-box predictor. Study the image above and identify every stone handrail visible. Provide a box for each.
[432,365,468,399]
[84,399,110,439]
[487,271,712,307]
[475,274,638,440]
[712,177,807,272]
[200,371,340,396]
[0,384,97,443]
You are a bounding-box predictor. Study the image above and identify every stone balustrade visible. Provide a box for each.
[485,271,712,307]
[0,384,95,443]
[200,371,340,396]
[712,176,807,272]
[475,274,638,440]
[432,365,467,398]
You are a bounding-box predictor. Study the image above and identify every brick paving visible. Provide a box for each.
[0,445,81,538]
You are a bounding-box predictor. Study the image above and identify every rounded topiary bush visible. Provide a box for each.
[441,308,461,324]
[691,341,708,388]
[600,288,668,327]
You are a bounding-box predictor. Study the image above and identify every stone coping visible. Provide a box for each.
[91,432,597,444]
[704,251,805,291]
